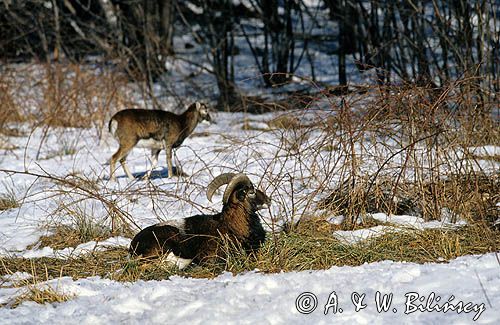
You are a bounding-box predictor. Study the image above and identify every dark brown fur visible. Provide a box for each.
[129,185,268,266]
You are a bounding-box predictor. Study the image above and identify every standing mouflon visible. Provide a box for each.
[108,102,211,180]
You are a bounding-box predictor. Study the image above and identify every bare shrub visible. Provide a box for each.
[0,63,134,143]
[308,77,499,226]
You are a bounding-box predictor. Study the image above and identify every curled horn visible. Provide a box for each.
[206,173,254,204]
[222,174,253,204]
[206,173,236,202]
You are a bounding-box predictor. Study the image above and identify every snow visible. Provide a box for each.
[370,212,467,230]
[0,253,498,323]
[334,225,394,244]
[467,146,500,157]
[327,212,468,244]
[1,20,499,321]
[1,112,498,322]
[0,272,32,287]
[18,236,131,259]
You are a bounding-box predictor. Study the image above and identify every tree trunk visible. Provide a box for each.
[159,0,175,55]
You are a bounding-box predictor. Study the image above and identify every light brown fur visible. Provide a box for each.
[109,102,210,180]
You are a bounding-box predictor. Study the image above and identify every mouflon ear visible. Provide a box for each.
[196,102,201,110]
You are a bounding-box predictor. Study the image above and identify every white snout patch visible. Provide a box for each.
[166,252,192,270]
[136,138,165,149]
[259,202,269,210]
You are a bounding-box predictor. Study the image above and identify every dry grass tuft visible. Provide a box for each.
[38,63,130,129]
[0,63,134,134]
[0,248,130,283]
[33,225,112,251]
[267,115,305,130]
[222,224,500,274]
[319,173,499,226]
[0,190,19,211]
[0,260,74,308]
[296,79,500,227]
[1,224,497,283]
[9,284,74,308]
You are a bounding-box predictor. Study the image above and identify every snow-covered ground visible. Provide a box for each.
[0,253,498,324]
[2,110,497,255]
[1,107,499,323]
[0,1,499,320]
[1,1,498,321]
[1,44,499,322]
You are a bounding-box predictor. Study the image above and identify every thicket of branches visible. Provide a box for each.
[1,0,499,109]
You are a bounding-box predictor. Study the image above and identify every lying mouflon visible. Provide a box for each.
[129,173,269,269]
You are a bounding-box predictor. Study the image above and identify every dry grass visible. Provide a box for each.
[266,114,305,130]
[0,65,498,308]
[318,173,499,228]
[8,284,74,308]
[280,78,500,227]
[1,224,498,284]
[38,63,130,129]
[0,63,134,138]
[223,224,500,274]
[0,259,74,309]
[0,188,19,211]
[0,196,18,211]
[0,248,129,283]
[32,225,112,251]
